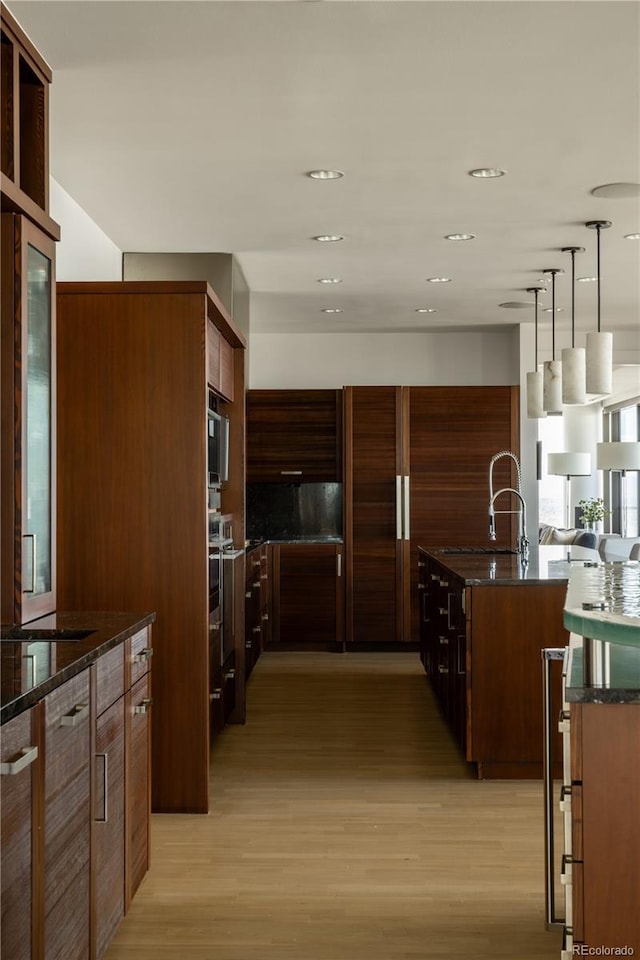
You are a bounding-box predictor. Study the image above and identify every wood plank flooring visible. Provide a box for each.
[106,653,563,959]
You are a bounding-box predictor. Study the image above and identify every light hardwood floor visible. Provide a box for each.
[106,653,563,959]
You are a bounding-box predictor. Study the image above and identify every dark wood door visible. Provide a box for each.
[345,386,404,645]
[406,387,519,641]
[0,706,38,960]
[247,389,342,482]
[271,544,343,648]
[44,669,91,960]
[94,697,125,959]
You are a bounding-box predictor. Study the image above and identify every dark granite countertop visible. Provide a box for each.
[246,536,343,551]
[1,610,155,724]
[420,544,600,585]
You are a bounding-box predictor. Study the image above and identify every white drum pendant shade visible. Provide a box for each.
[562,346,587,404]
[586,330,613,395]
[527,370,547,419]
[543,360,563,413]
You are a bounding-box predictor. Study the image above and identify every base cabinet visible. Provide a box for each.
[419,549,567,778]
[564,702,640,953]
[245,544,269,677]
[44,669,91,960]
[270,543,343,649]
[0,706,37,960]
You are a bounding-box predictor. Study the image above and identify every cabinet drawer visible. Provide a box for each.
[96,643,125,716]
[95,697,125,958]
[44,670,91,950]
[129,628,153,687]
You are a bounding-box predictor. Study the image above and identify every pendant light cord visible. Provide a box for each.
[551,272,556,360]
[571,248,576,347]
[596,223,601,333]
[534,289,539,365]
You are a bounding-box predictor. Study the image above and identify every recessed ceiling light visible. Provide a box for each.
[544,307,565,312]
[307,170,344,180]
[317,278,342,284]
[625,233,640,240]
[313,235,344,242]
[426,277,452,283]
[591,182,640,199]
[469,168,507,178]
[499,301,535,309]
[322,308,343,314]
[577,276,597,283]
[445,233,476,241]
[415,308,437,313]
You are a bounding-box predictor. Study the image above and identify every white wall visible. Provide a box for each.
[249,329,519,389]
[50,179,121,281]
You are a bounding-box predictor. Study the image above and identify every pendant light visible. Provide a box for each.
[542,268,563,414]
[561,246,587,404]
[525,286,546,418]
[585,220,613,396]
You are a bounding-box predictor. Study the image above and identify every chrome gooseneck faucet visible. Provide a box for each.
[488,450,529,564]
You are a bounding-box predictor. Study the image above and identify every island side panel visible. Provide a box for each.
[468,582,568,778]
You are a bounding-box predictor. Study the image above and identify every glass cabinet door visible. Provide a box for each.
[21,219,55,622]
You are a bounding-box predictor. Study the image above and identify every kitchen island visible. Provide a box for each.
[418,544,598,778]
[557,561,639,956]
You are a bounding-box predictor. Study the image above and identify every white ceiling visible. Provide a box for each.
[8,0,640,366]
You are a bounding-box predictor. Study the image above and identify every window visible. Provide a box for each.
[538,415,565,528]
[602,401,640,537]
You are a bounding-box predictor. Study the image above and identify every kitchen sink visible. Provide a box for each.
[0,628,96,641]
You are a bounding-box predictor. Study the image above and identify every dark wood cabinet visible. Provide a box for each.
[344,386,519,646]
[0,705,38,960]
[94,697,125,959]
[1,212,57,626]
[419,549,567,778]
[127,670,151,907]
[56,281,246,813]
[568,703,640,951]
[270,543,343,649]
[247,389,342,482]
[0,4,59,239]
[245,544,270,678]
[207,319,234,402]
[44,669,91,960]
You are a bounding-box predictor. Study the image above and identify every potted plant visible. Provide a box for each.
[578,497,608,531]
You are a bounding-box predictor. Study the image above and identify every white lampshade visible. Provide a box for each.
[526,370,547,419]
[561,346,587,404]
[586,330,613,395]
[596,441,640,471]
[543,360,563,413]
[547,452,592,477]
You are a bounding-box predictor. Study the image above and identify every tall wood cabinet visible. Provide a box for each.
[344,386,519,645]
[56,281,246,814]
[1,213,57,625]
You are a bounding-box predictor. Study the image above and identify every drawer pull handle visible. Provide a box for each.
[245,641,252,649]
[439,636,449,645]
[134,698,153,715]
[559,785,572,814]
[245,590,252,598]
[252,626,261,634]
[210,689,222,701]
[438,665,449,675]
[1,745,38,776]
[262,613,269,622]
[439,579,448,588]
[253,583,261,592]
[417,583,425,591]
[60,703,89,727]
[558,709,571,734]
[96,752,108,823]
[224,669,235,681]
[430,573,439,581]
[438,607,447,616]
[280,470,303,475]
[133,647,153,663]
[210,620,222,631]
[260,573,268,581]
